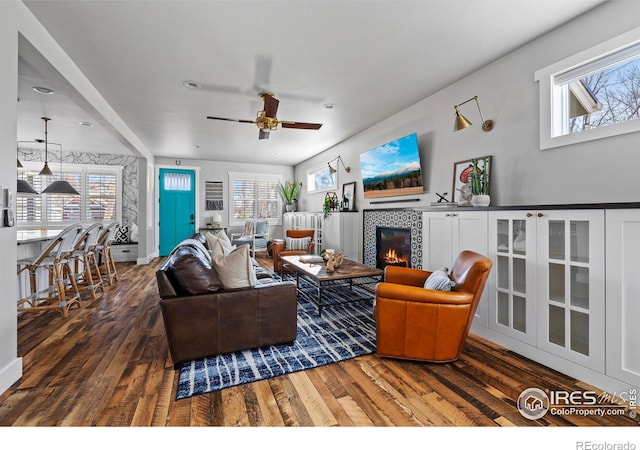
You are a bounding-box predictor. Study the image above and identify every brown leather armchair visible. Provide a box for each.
[374,250,492,362]
[272,229,315,272]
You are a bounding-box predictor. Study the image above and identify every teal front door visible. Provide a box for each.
[159,168,196,256]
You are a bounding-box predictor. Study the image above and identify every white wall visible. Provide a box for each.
[0,1,23,395]
[296,1,640,212]
[154,157,294,240]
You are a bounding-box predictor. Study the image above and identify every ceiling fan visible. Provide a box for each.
[206,92,323,140]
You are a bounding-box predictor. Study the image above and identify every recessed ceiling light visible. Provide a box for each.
[323,103,336,110]
[271,152,278,156]
[32,86,54,94]
[79,121,94,127]
[193,145,200,149]
[183,80,201,89]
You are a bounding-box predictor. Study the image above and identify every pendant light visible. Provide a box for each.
[40,117,80,196]
[38,117,54,176]
[17,144,39,195]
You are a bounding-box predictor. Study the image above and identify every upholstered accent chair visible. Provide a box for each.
[271,229,316,273]
[231,220,270,257]
[374,250,492,363]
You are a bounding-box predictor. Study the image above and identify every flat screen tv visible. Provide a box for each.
[359,132,424,199]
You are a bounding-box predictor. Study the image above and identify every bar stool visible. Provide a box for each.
[70,222,104,300]
[17,223,83,318]
[96,221,119,286]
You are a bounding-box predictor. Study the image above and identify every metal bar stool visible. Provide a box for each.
[70,222,105,300]
[17,223,83,318]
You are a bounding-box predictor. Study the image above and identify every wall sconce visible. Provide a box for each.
[453,96,494,132]
[328,156,351,174]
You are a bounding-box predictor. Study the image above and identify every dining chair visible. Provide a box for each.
[95,221,120,285]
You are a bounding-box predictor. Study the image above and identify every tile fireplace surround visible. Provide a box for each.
[363,209,423,269]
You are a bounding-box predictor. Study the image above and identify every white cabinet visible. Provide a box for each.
[283,211,324,254]
[488,211,537,345]
[605,209,640,387]
[323,212,361,262]
[422,210,488,325]
[487,209,605,372]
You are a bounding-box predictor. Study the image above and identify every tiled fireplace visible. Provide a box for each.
[363,209,423,270]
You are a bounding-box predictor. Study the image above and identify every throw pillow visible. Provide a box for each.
[216,229,234,250]
[129,223,139,243]
[166,246,223,295]
[285,236,311,251]
[424,268,456,291]
[212,244,257,289]
[206,230,235,259]
[114,225,130,244]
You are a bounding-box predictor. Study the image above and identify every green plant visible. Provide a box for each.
[278,181,300,205]
[470,157,490,196]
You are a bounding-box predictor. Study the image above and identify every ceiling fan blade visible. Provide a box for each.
[258,129,270,140]
[281,121,323,130]
[261,93,279,118]
[206,116,256,124]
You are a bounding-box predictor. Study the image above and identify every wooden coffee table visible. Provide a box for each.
[280,255,384,315]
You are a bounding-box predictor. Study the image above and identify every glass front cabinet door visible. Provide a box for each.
[535,210,605,373]
[488,211,537,345]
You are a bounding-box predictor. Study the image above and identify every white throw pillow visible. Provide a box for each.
[424,268,456,291]
[129,223,139,243]
[285,236,311,251]
[212,244,257,289]
[206,230,235,259]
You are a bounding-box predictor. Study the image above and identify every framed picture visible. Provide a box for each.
[341,182,356,211]
[452,156,492,206]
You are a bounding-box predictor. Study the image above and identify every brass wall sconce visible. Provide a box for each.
[328,156,351,174]
[453,96,494,132]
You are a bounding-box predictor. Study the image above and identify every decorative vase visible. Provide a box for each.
[285,203,295,212]
[471,194,491,207]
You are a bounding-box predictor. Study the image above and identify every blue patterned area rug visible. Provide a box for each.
[176,284,377,400]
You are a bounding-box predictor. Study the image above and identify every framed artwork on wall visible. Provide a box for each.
[452,156,492,206]
[341,182,356,211]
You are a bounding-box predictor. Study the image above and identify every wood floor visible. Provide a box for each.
[0,256,637,428]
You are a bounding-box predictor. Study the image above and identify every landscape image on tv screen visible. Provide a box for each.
[359,132,424,199]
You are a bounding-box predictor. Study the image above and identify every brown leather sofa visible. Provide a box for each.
[156,239,297,367]
[271,229,315,272]
[374,250,492,363]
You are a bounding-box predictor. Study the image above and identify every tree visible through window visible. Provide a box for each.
[535,29,640,150]
[567,57,640,134]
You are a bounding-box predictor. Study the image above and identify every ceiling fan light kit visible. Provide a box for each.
[207,92,323,140]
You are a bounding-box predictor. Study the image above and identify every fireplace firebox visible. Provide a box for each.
[375,226,411,270]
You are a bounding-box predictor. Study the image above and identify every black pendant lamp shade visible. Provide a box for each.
[17,179,39,195]
[38,118,54,176]
[42,180,80,195]
[37,117,80,196]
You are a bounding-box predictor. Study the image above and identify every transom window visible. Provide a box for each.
[17,162,122,227]
[306,164,337,193]
[228,172,281,227]
[535,27,640,149]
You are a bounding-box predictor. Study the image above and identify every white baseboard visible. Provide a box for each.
[0,357,22,396]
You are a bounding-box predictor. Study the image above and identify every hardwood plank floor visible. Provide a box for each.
[0,256,637,433]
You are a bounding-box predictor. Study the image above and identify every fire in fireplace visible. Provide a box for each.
[375,226,411,269]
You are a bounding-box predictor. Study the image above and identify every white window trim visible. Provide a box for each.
[306,163,337,193]
[534,26,640,150]
[228,171,283,228]
[18,161,123,228]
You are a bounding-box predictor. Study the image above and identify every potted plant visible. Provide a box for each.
[322,192,339,218]
[278,181,301,212]
[469,157,491,207]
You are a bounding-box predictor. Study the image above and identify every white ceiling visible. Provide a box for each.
[18,0,607,165]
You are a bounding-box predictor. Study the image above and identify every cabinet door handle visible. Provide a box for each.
[526,212,533,217]
[537,212,544,217]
